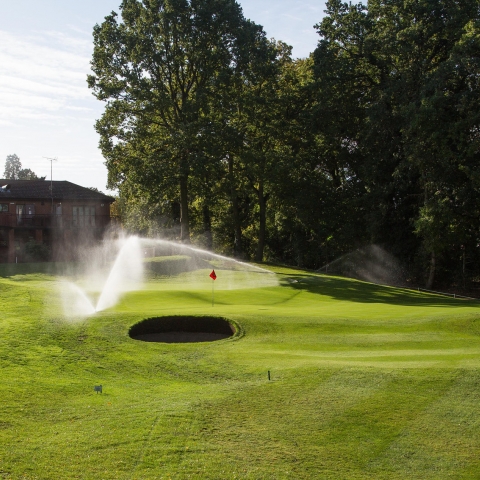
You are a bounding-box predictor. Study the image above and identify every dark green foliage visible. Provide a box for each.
[311,0,480,289]
[89,0,480,291]
[88,0,273,244]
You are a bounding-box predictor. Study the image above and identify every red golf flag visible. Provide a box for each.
[209,269,217,280]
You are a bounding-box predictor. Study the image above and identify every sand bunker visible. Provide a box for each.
[129,316,235,343]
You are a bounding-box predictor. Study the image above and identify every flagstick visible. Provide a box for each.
[212,279,215,307]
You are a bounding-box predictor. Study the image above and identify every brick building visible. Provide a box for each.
[0,180,115,263]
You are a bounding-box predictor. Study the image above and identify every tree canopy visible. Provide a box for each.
[89,0,480,292]
[88,0,276,245]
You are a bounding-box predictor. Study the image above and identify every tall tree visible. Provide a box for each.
[313,0,479,287]
[368,0,479,287]
[4,154,22,179]
[3,154,42,180]
[409,16,480,287]
[224,40,294,261]
[88,0,268,243]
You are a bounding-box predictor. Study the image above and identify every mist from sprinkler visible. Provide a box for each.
[62,236,143,317]
[61,236,277,318]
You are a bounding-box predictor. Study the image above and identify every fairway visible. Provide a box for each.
[1,265,480,479]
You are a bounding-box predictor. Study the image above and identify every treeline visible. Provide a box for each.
[89,0,480,290]
[3,154,44,180]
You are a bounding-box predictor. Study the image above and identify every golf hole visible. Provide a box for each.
[129,316,235,343]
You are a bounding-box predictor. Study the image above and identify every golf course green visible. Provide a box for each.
[1,263,480,479]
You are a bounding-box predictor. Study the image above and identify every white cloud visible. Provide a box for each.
[0,29,95,126]
[0,2,326,192]
[282,13,304,22]
[0,27,112,192]
[39,29,92,51]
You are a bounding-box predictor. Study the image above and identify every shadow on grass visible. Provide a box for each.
[281,273,480,308]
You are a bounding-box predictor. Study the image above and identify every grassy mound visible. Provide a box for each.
[1,266,480,479]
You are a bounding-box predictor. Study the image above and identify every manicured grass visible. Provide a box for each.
[1,266,480,479]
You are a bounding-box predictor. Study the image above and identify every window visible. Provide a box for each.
[55,204,62,227]
[26,205,35,217]
[16,204,25,225]
[0,204,8,212]
[73,206,95,227]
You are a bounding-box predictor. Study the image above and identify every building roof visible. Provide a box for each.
[0,180,115,202]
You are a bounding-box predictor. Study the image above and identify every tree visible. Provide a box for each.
[368,0,479,287]
[408,16,480,287]
[226,40,295,261]
[4,154,43,180]
[311,1,376,262]
[88,0,268,244]
[18,168,41,180]
[312,0,480,287]
[4,154,22,179]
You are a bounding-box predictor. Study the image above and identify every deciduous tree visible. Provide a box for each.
[88,0,268,243]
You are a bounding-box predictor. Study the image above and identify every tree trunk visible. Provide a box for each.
[255,182,267,263]
[203,204,213,250]
[179,174,190,243]
[426,251,435,289]
[229,155,243,258]
[232,195,243,257]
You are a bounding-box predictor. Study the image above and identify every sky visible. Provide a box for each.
[0,0,326,194]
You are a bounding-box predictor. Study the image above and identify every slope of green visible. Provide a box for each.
[0,268,479,479]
